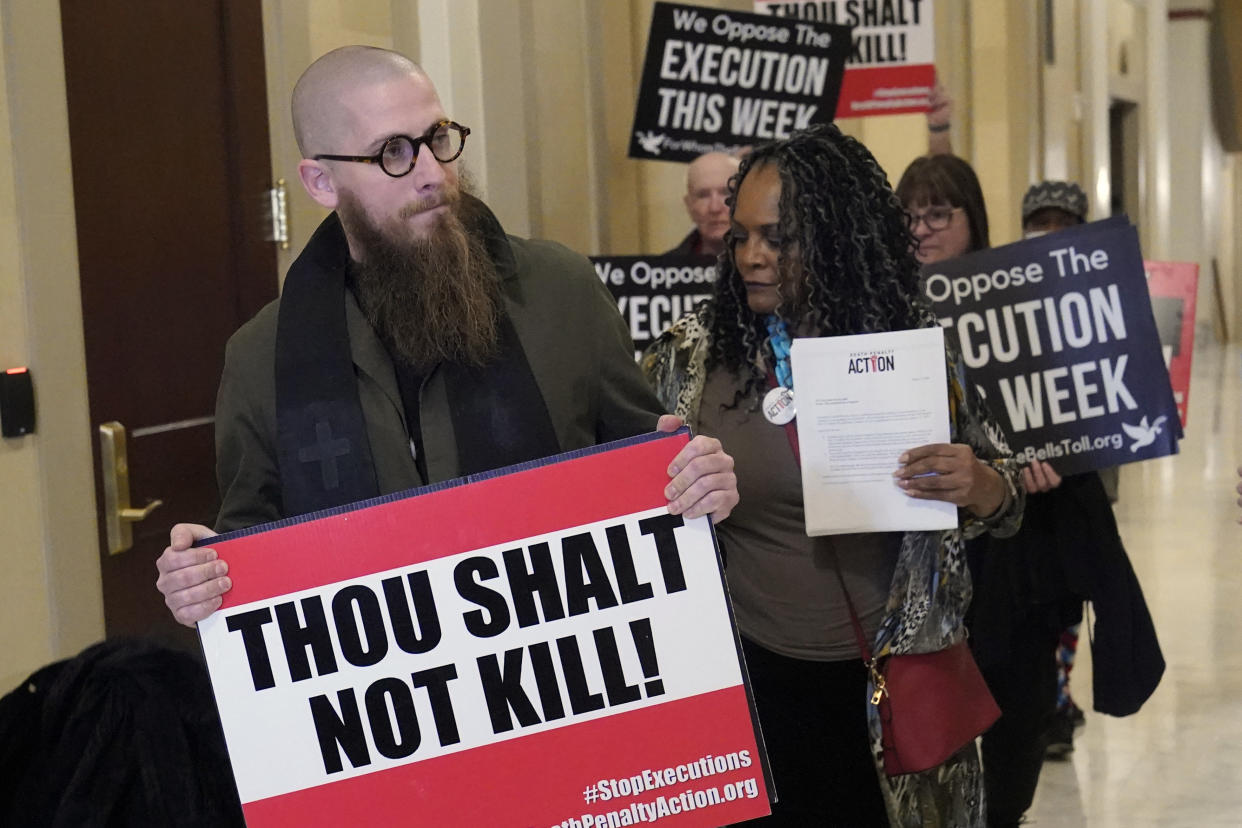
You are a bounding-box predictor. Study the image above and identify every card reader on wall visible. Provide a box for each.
[0,367,35,437]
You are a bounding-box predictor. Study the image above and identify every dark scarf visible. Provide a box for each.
[274,197,559,519]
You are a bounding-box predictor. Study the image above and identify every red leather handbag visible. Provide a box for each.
[868,639,1001,776]
[830,554,1000,777]
[780,413,1000,776]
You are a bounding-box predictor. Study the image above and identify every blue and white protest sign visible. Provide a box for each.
[924,217,1180,476]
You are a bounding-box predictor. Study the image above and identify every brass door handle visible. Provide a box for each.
[120,501,163,522]
[99,421,163,555]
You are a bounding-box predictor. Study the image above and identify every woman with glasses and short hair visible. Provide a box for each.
[896,154,989,266]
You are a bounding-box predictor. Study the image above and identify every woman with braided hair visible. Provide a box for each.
[643,124,1024,826]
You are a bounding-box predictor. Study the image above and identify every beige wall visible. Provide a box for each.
[1044,0,1085,186]
[261,0,398,280]
[524,0,604,253]
[0,1,104,688]
[1216,0,1240,339]
[1219,155,1240,340]
[1168,2,1222,329]
[965,0,1042,245]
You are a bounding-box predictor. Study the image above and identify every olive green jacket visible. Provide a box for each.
[213,212,662,533]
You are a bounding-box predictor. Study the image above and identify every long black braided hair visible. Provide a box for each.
[707,123,936,402]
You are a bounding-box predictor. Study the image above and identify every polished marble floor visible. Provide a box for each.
[1024,335,1242,827]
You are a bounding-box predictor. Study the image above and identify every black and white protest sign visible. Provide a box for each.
[629,2,850,162]
[924,217,1181,475]
[594,254,716,358]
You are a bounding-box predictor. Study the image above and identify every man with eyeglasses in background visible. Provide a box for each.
[155,46,738,626]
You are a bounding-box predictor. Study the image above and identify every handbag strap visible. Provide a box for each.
[828,554,873,664]
[829,553,888,704]
[767,367,886,704]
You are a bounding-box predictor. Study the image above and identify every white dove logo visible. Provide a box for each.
[636,130,666,155]
[1121,415,1168,452]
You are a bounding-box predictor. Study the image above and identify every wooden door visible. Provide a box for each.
[61,0,279,645]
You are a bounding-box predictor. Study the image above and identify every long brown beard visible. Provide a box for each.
[339,191,501,372]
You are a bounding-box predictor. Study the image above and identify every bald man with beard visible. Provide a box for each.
[156,46,738,626]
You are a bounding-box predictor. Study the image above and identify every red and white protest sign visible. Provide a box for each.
[755,0,936,119]
[198,430,770,827]
[1144,260,1199,427]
